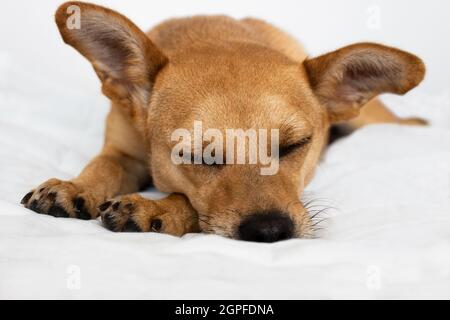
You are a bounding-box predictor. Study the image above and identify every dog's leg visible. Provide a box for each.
[329,98,428,143]
[99,193,200,236]
[348,98,427,129]
[21,107,149,220]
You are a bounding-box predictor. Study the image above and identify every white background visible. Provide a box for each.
[1,0,449,93]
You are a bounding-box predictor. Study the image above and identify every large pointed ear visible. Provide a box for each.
[303,43,425,123]
[55,1,168,105]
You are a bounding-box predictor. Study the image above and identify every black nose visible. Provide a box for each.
[238,211,294,243]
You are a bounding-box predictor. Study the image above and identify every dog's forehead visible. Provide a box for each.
[185,93,312,133]
[166,42,306,89]
[154,44,324,137]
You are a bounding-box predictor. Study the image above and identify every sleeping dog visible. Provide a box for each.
[21,1,426,242]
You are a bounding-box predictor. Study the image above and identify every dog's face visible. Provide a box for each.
[56,2,425,241]
[147,44,329,239]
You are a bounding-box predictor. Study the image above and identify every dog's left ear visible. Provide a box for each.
[304,43,425,123]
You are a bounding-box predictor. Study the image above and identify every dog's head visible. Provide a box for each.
[56,2,425,242]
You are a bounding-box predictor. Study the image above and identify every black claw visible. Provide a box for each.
[48,205,69,218]
[73,197,91,220]
[151,219,162,232]
[112,202,120,211]
[73,197,85,211]
[76,210,91,220]
[21,192,33,205]
[98,201,112,212]
[123,219,142,232]
[29,200,40,213]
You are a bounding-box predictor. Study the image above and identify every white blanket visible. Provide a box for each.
[1,59,450,300]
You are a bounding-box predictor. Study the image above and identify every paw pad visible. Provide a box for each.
[29,200,39,213]
[48,205,69,218]
[112,202,120,211]
[98,201,112,212]
[101,212,117,230]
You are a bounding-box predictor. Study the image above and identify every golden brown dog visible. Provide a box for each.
[21,1,426,242]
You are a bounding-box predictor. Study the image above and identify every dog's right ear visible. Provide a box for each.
[55,2,167,105]
[304,43,425,123]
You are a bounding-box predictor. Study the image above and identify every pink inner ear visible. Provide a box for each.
[55,2,168,106]
[335,65,396,106]
[339,53,403,101]
[304,43,425,122]
[56,3,167,83]
[335,84,371,106]
[323,56,405,121]
[72,13,144,78]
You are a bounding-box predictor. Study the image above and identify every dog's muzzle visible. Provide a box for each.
[237,211,294,243]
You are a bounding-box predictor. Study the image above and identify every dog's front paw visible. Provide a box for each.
[21,179,98,220]
[99,194,163,233]
[99,194,198,236]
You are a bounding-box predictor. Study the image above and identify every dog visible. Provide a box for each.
[21,1,426,242]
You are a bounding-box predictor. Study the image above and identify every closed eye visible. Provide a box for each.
[192,154,224,168]
[279,136,312,158]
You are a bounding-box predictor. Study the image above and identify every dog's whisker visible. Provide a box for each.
[305,204,337,212]
[302,198,318,208]
[302,197,336,204]
[309,208,331,221]
[311,218,329,227]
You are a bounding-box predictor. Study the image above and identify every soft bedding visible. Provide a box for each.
[1,63,449,299]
